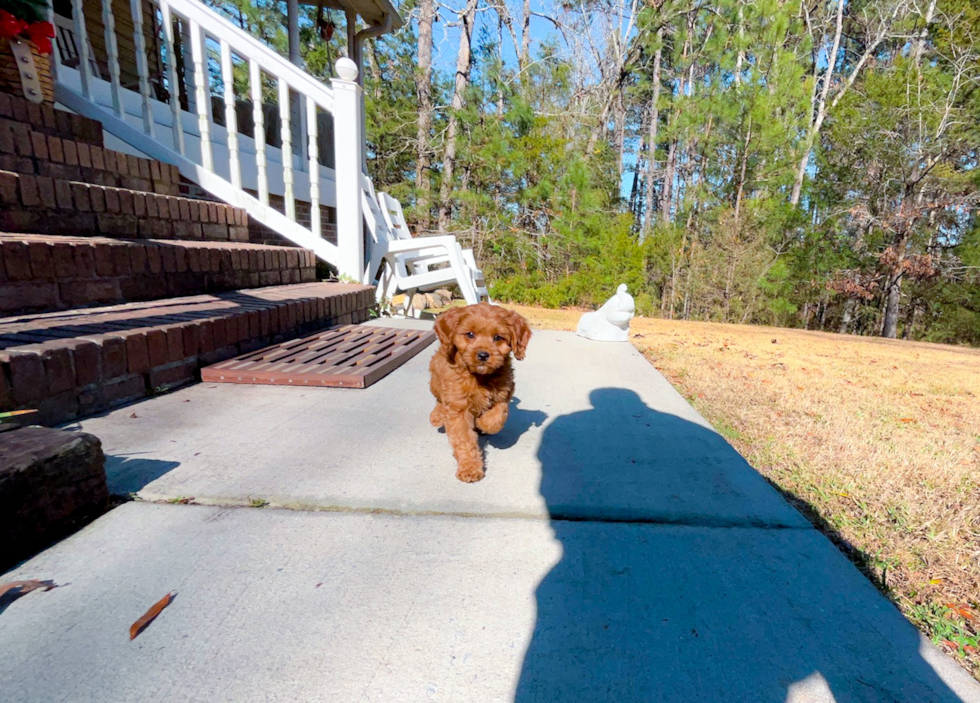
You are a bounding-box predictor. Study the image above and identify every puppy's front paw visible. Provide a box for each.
[430,405,445,428]
[456,466,485,483]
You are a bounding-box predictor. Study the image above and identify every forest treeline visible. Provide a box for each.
[218,0,980,343]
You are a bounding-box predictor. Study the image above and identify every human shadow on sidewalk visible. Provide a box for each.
[516,388,966,702]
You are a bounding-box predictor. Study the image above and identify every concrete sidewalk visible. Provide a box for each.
[2,322,978,702]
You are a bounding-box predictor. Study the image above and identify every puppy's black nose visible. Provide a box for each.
[477,351,490,362]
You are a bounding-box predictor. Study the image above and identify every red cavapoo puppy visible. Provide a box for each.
[429,303,532,482]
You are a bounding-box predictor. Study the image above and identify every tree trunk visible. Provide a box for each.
[437,0,479,232]
[415,0,435,230]
[839,297,856,334]
[661,136,676,224]
[881,274,903,339]
[642,32,662,239]
[521,0,531,70]
[791,0,843,206]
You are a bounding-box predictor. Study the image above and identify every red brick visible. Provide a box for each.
[28,242,55,279]
[160,246,177,273]
[129,244,148,274]
[145,245,163,274]
[95,336,125,380]
[258,308,270,337]
[118,190,135,215]
[48,136,65,163]
[77,142,92,168]
[189,200,200,222]
[247,309,261,338]
[71,183,92,211]
[150,159,161,182]
[92,246,113,277]
[163,325,184,362]
[168,197,181,220]
[6,350,46,403]
[146,329,169,367]
[29,132,48,159]
[87,185,105,213]
[208,249,222,272]
[90,146,105,171]
[133,191,147,218]
[0,125,15,155]
[182,323,200,357]
[145,193,159,218]
[69,339,102,387]
[0,171,17,205]
[63,140,79,166]
[54,179,72,209]
[198,321,215,354]
[42,347,75,394]
[17,173,40,207]
[36,175,56,208]
[51,242,75,278]
[104,374,145,406]
[178,198,190,221]
[216,206,227,225]
[3,240,31,281]
[74,244,96,278]
[121,332,150,374]
[173,247,188,273]
[185,247,201,272]
[149,361,195,392]
[106,150,120,175]
[137,158,151,179]
[127,155,140,177]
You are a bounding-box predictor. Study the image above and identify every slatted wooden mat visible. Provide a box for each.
[201,325,436,389]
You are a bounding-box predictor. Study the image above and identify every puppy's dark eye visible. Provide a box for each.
[493,335,505,343]
[465,332,475,339]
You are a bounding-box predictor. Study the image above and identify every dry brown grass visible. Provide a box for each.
[504,304,980,676]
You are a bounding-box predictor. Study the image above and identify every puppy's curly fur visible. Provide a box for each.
[429,303,532,482]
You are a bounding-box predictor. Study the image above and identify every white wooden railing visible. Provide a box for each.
[48,0,366,280]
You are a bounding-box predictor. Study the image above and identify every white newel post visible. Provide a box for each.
[332,58,364,282]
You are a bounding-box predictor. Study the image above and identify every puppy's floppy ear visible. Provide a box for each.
[506,310,532,360]
[434,305,468,350]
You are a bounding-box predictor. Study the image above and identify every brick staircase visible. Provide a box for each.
[0,91,375,427]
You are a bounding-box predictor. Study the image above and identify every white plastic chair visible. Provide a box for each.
[373,192,491,304]
[364,193,483,308]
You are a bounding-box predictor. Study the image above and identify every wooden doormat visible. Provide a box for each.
[201,324,436,389]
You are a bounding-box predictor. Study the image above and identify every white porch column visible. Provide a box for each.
[332,58,364,282]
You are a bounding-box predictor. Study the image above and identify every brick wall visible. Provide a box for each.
[0,426,107,571]
[0,236,317,315]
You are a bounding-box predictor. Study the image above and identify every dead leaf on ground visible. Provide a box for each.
[0,580,59,604]
[130,592,176,640]
[130,413,139,419]
[945,603,975,620]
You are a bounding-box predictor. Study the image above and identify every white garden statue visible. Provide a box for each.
[576,284,635,342]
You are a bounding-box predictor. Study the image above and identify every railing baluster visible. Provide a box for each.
[250,60,268,206]
[278,79,295,220]
[306,97,320,237]
[160,2,184,155]
[101,0,123,117]
[189,19,213,171]
[70,0,91,99]
[130,0,154,136]
[46,1,59,79]
[220,42,241,188]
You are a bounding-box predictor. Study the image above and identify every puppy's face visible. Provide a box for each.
[435,303,531,375]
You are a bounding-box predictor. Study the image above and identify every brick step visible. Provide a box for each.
[0,282,376,426]
[0,91,104,148]
[0,425,107,571]
[0,169,248,241]
[0,234,317,315]
[0,125,180,196]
